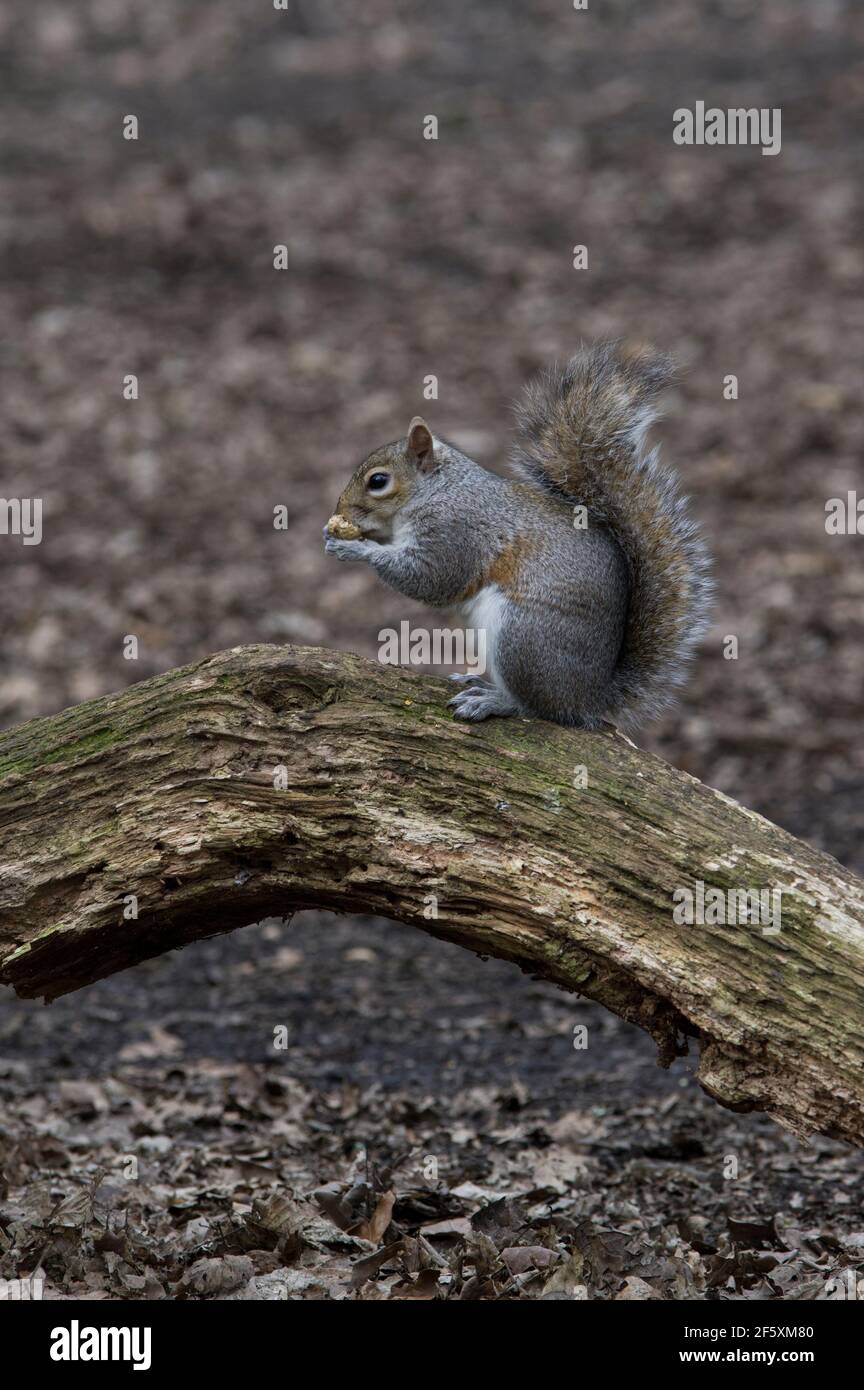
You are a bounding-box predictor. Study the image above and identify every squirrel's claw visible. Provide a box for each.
[447,672,488,687]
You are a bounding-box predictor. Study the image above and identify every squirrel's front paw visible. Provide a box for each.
[324,536,371,562]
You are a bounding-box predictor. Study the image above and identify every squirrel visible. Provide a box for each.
[324,341,712,730]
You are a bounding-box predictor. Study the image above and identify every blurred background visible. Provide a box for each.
[0,0,862,1299]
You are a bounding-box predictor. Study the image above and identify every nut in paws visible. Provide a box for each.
[324,536,368,561]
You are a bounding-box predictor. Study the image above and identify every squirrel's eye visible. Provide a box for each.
[366,472,391,492]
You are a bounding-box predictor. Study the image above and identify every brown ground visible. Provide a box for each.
[0,0,862,1300]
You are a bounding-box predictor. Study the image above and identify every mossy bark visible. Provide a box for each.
[0,644,862,1145]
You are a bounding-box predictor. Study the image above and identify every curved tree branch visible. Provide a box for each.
[0,644,862,1145]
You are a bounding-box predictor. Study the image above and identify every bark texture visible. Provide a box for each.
[0,644,861,1145]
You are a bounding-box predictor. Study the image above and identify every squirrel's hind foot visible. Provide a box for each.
[447,686,518,722]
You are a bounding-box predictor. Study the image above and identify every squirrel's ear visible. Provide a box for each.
[407,416,435,471]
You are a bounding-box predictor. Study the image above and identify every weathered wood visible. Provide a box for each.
[0,644,862,1145]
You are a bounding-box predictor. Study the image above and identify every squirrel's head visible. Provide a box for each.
[334,417,437,542]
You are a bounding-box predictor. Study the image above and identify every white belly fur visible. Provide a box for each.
[460,585,508,681]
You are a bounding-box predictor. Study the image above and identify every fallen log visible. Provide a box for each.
[0,643,861,1145]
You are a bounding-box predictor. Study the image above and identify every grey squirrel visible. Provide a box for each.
[324,341,711,729]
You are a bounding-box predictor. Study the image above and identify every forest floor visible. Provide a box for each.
[0,0,862,1299]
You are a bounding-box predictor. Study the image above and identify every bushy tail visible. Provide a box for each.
[512,341,712,725]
